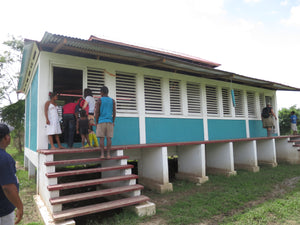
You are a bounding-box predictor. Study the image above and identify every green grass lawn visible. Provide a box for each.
[6,145,300,225]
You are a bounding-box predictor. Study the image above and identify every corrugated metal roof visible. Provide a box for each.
[18,32,300,92]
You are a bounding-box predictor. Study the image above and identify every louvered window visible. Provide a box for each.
[87,68,105,96]
[144,76,162,113]
[247,91,256,118]
[116,72,137,111]
[169,79,181,114]
[222,88,231,116]
[187,82,201,114]
[259,93,265,113]
[206,85,218,115]
[234,89,244,117]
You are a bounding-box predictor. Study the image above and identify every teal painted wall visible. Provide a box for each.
[113,117,140,145]
[25,90,30,148]
[208,119,247,140]
[249,120,267,137]
[29,68,38,151]
[145,118,204,143]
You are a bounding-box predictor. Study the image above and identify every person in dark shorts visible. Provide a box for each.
[76,110,91,148]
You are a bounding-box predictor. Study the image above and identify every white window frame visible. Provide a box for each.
[206,85,219,116]
[222,87,231,117]
[187,82,201,115]
[144,76,163,114]
[116,72,137,113]
[169,79,182,114]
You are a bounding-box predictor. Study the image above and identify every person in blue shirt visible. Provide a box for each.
[0,123,23,225]
[95,86,116,159]
[290,111,298,135]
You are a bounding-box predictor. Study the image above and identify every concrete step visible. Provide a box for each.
[45,155,129,166]
[50,184,144,205]
[53,195,150,221]
[46,165,134,178]
[47,174,139,191]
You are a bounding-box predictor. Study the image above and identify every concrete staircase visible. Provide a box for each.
[37,147,155,223]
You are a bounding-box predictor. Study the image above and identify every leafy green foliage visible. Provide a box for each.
[0,100,25,152]
[278,105,300,135]
[0,35,24,105]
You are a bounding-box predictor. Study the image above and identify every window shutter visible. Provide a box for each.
[247,91,256,118]
[144,76,162,113]
[234,89,244,117]
[187,82,201,114]
[169,79,181,114]
[116,72,137,111]
[222,88,231,116]
[87,68,105,96]
[259,93,265,113]
[206,85,218,115]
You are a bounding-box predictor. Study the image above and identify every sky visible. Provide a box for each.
[1,0,300,109]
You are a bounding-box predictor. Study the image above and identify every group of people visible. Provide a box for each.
[261,103,298,136]
[44,86,116,159]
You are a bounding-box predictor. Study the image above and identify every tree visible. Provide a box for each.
[0,100,25,152]
[278,105,300,135]
[0,35,24,106]
[0,36,25,152]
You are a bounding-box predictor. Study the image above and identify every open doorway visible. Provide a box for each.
[53,66,83,144]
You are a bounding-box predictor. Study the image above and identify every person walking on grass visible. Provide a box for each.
[0,123,23,225]
[290,111,298,135]
[95,86,116,159]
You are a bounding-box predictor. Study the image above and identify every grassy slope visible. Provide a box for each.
[7,145,300,225]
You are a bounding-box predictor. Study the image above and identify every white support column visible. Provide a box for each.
[233,140,259,172]
[138,147,173,193]
[176,144,208,184]
[101,150,134,189]
[201,83,209,140]
[276,138,300,164]
[28,160,36,179]
[205,142,237,176]
[24,155,29,171]
[256,139,277,167]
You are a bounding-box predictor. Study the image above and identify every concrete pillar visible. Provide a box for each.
[256,139,277,167]
[101,150,136,188]
[176,144,208,184]
[24,155,29,171]
[275,138,300,164]
[205,142,237,176]
[233,140,259,172]
[28,160,36,179]
[138,147,173,193]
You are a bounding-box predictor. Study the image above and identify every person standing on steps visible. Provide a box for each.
[44,91,65,149]
[62,97,77,148]
[0,123,23,225]
[95,86,116,159]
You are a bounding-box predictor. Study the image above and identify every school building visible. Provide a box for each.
[18,32,300,224]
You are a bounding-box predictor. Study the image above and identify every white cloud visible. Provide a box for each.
[281,5,300,26]
[244,0,261,3]
[280,0,288,6]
